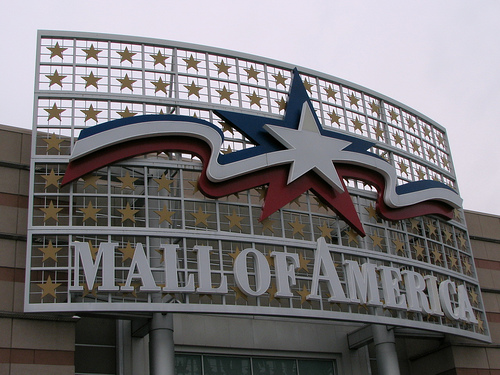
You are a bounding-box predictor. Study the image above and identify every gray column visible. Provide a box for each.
[372,325,400,375]
[149,313,175,375]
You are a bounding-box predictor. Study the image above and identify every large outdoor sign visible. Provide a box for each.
[26,31,489,342]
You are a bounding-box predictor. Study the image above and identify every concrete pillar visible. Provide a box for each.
[149,313,175,375]
[372,325,400,375]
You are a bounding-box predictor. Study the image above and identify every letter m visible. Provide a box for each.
[70,242,119,292]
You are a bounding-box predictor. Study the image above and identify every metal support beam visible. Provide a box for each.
[149,313,175,375]
[372,325,400,375]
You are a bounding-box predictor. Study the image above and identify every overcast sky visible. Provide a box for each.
[1,0,499,216]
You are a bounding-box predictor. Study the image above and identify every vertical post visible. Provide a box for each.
[372,325,400,375]
[149,313,175,375]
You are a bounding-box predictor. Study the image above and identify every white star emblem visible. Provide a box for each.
[264,102,351,193]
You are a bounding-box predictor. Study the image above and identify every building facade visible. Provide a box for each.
[0,30,499,374]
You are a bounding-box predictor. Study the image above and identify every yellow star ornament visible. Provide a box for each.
[46,70,67,87]
[38,240,62,262]
[40,201,63,222]
[41,169,62,189]
[37,275,61,299]
[47,42,67,59]
[78,201,101,222]
[118,202,139,223]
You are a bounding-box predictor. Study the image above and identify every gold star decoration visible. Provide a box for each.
[413,243,425,259]
[82,44,102,61]
[153,173,173,192]
[417,169,426,180]
[255,186,267,201]
[431,246,443,265]
[398,161,409,175]
[225,210,244,229]
[81,104,102,122]
[37,275,61,299]
[328,111,341,125]
[117,47,136,63]
[407,118,416,130]
[82,174,101,189]
[297,285,311,305]
[80,282,100,298]
[190,207,211,226]
[469,289,478,305]
[457,233,467,248]
[437,134,445,146]
[267,283,280,302]
[317,221,333,239]
[389,109,399,122]
[118,242,136,262]
[422,127,431,138]
[117,106,137,118]
[228,246,241,263]
[38,240,62,262]
[427,148,436,161]
[477,315,484,333]
[150,51,168,66]
[41,169,62,189]
[43,133,64,152]
[216,86,234,102]
[393,133,403,146]
[441,156,449,169]
[313,197,329,211]
[118,202,139,223]
[370,101,380,115]
[117,74,136,91]
[221,145,233,155]
[46,70,66,87]
[81,71,101,88]
[151,77,170,93]
[365,204,378,220]
[288,217,305,237]
[188,180,200,194]
[351,117,364,133]
[298,253,311,272]
[214,60,231,76]
[348,93,359,108]
[78,201,101,222]
[370,233,384,249]
[260,218,275,233]
[463,258,472,275]
[47,42,67,59]
[426,221,437,237]
[184,81,202,98]
[373,125,384,140]
[409,218,420,231]
[247,91,263,108]
[273,72,287,87]
[449,253,458,270]
[393,238,406,255]
[184,54,201,71]
[275,97,287,111]
[346,228,359,245]
[410,141,420,154]
[44,104,66,121]
[231,286,248,301]
[442,228,453,243]
[154,205,175,225]
[324,85,338,100]
[244,65,260,81]
[118,171,138,190]
[220,121,233,134]
[40,201,63,222]
[303,79,313,93]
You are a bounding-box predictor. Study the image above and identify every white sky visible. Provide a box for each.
[1,0,499,216]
